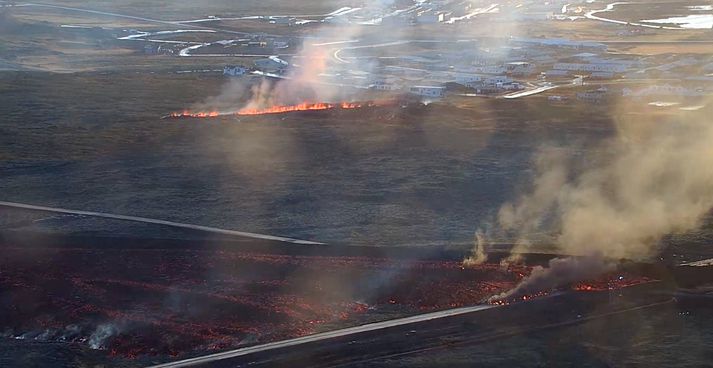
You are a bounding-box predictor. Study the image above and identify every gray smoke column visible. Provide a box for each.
[472,98,713,294]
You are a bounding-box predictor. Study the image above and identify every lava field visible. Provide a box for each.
[0,240,529,359]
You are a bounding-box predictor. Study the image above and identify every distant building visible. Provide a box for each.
[223,65,248,76]
[409,85,446,97]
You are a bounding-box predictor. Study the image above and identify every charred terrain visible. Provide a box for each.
[0,228,677,368]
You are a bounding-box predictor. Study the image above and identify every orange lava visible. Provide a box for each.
[168,101,376,119]
[238,102,338,115]
[573,274,654,292]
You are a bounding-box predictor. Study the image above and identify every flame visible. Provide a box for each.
[237,102,337,115]
[167,101,378,119]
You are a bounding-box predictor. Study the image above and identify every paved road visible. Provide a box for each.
[146,285,674,368]
[0,201,324,245]
[146,304,496,368]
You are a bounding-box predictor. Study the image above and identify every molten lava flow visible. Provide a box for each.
[573,273,654,292]
[489,290,550,306]
[167,101,377,119]
[491,273,657,306]
[237,102,336,115]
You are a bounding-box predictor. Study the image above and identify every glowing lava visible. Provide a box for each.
[167,101,377,119]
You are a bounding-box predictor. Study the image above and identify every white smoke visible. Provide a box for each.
[88,323,119,350]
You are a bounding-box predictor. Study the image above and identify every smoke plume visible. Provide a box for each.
[464,229,489,266]
[475,99,713,296]
[491,256,614,301]
[88,322,120,350]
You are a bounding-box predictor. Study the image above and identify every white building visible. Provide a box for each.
[409,85,445,97]
[223,65,248,76]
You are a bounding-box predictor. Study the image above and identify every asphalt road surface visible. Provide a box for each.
[147,305,496,368]
[145,284,673,368]
[0,201,324,245]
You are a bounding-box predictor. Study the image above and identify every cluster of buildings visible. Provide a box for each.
[217,22,713,101]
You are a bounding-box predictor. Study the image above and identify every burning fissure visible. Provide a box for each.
[166,101,379,119]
